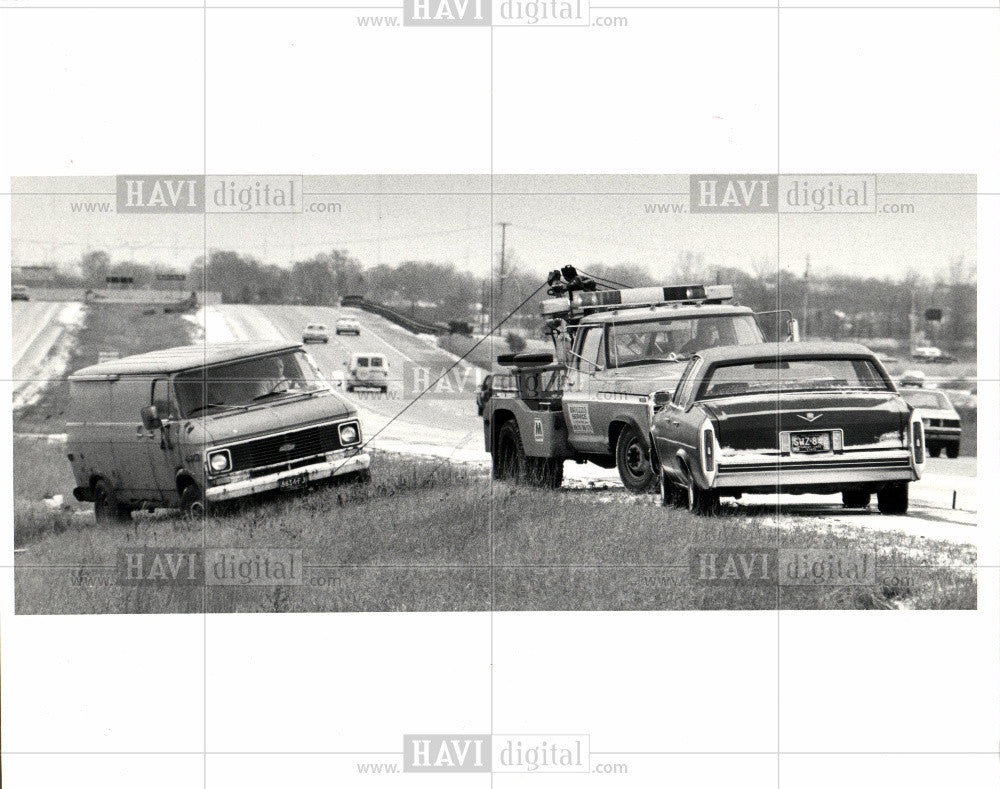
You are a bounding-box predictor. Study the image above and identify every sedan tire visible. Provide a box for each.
[842,490,871,509]
[876,482,909,515]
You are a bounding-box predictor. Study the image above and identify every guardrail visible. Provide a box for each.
[340,295,443,335]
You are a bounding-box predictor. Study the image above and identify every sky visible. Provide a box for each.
[10,174,977,284]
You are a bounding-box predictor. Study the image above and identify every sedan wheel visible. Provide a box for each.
[877,482,909,515]
[842,490,871,509]
[685,474,719,515]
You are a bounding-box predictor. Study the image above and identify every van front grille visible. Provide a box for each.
[225,421,355,472]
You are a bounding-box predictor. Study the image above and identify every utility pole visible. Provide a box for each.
[802,254,811,339]
[496,221,510,327]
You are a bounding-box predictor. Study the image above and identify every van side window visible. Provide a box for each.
[356,358,369,368]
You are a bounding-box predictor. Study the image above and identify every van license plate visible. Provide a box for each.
[790,432,831,453]
[279,472,308,491]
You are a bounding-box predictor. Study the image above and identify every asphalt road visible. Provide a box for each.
[11,301,83,408]
[211,304,488,459]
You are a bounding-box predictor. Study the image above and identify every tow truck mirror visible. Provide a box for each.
[140,405,162,431]
[651,391,672,409]
[786,318,800,342]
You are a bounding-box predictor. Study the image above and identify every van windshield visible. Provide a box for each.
[174,350,328,417]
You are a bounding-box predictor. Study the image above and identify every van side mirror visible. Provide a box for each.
[140,405,162,431]
[786,318,800,342]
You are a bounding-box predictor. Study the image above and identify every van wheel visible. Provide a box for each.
[928,444,941,458]
[93,479,131,525]
[877,482,909,515]
[180,484,207,519]
[945,444,959,459]
[616,424,656,493]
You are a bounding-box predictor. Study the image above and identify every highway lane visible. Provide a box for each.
[208,303,977,543]
[11,301,83,408]
[212,303,487,457]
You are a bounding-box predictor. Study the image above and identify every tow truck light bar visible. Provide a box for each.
[541,283,734,318]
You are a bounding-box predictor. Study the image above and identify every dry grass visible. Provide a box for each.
[13,441,976,614]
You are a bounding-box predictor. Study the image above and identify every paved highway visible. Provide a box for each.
[210,303,488,459]
[11,301,83,409]
[206,304,978,539]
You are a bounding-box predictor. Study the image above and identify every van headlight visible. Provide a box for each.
[208,449,232,473]
[339,422,360,445]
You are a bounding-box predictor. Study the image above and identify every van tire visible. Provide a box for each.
[180,484,207,519]
[93,479,131,525]
[615,424,656,493]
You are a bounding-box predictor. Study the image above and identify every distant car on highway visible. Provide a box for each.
[346,352,389,393]
[66,341,370,521]
[900,389,961,458]
[11,284,29,301]
[648,342,925,514]
[898,370,926,388]
[302,323,330,344]
[912,345,956,363]
[335,317,361,336]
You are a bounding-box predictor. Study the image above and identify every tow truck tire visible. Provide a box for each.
[615,424,656,493]
[494,420,528,483]
[877,482,909,515]
[533,458,564,489]
[93,479,131,525]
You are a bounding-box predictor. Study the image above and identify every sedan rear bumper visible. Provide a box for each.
[205,452,370,502]
[710,450,919,491]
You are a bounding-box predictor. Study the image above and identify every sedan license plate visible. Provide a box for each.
[278,472,309,491]
[790,432,832,454]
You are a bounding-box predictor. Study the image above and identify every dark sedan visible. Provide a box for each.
[648,342,926,515]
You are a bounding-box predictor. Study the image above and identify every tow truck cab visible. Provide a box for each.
[484,282,797,492]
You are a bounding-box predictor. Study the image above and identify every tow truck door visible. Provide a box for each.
[562,326,606,452]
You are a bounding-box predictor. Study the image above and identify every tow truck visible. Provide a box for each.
[482,267,798,491]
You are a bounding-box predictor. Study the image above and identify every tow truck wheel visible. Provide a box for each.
[533,458,564,489]
[180,484,207,520]
[615,424,656,493]
[93,479,131,525]
[494,420,528,483]
[877,482,909,515]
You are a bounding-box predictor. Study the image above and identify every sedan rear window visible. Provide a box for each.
[698,357,891,400]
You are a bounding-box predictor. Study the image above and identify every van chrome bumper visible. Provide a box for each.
[205,453,371,502]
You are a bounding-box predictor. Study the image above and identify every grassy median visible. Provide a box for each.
[14,438,975,614]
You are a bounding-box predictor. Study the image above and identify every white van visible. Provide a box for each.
[346,353,389,393]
